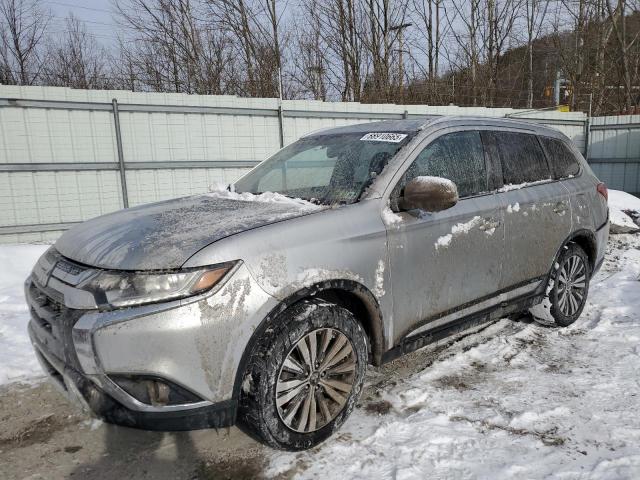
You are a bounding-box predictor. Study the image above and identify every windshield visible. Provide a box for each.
[233,132,414,205]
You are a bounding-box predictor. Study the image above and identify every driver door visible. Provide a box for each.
[384,129,505,344]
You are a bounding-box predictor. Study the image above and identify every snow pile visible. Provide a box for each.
[381,199,403,225]
[507,202,520,213]
[269,232,640,479]
[207,183,320,211]
[411,175,456,192]
[0,245,48,385]
[372,259,386,298]
[609,189,640,234]
[381,206,403,225]
[610,207,638,234]
[498,179,550,192]
[434,233,452,249]
[609,189,640,212]
[382,206,402,225]
[435,216,483,249]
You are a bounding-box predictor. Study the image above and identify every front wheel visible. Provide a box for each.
[529,243,591,327]
[237,298,368,450]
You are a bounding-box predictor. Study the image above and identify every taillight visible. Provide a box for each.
[596,182,608,202]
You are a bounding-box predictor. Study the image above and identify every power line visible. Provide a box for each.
[47,29,121,41]
[41,0,113,15]
[49,13,117,28]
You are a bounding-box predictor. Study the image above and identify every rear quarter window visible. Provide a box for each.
[539,136,581,179]
[494,131,551,184]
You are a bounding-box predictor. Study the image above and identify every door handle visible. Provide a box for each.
[479,219,500,231]
[553,202,568,214]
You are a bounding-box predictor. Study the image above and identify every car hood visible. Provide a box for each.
[55,195,320,270]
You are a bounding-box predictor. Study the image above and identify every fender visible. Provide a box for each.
[231,279,384,401]
[551,228,597,272]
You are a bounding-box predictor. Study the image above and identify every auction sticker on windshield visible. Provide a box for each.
[360,132,408,143]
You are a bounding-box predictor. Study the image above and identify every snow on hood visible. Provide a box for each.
[55,193,322,270]
[206,185,319,209]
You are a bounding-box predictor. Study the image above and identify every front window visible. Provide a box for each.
[395,130,488,199]
[234,132,414,205]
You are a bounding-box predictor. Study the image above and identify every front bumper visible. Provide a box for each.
[29,325,236,430]
[25,260,278,431]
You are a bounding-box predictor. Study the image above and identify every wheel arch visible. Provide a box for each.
[540,229,597,296]
[232,279,385,401]
[564,229,597,271]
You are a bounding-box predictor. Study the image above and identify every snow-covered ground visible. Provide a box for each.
[1,190,640,479]
[609,189,640,233]
[269,233,640,479]
[0,244,48,385]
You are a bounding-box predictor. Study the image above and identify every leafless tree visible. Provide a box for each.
[0,0,49,85]
[360,0,410,102]
[412,0,444,99]
[205,0,284,98]
[0,0,637,113]
[605,0,640,112]
[523,0,549,107]
[42,14,110,89]
[291,0,328,99]
[307,0,366,102]
[446,0,482,105]
[483,0,521,106]
[114,0,232,94]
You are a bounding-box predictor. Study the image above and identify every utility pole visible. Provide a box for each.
[554,70,562,106]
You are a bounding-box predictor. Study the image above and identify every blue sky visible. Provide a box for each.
[43,0,119,47]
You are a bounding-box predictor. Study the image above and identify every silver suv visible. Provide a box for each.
[26,117,609,450]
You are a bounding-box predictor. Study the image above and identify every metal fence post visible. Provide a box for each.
[584,93,593,160]
[584,116,591,160]
[277,105,285,148]
[112,98,129,208]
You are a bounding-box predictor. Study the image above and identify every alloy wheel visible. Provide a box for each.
[275,328,357,433]
[556,254,587,317]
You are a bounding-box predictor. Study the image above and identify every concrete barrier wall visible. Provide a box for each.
[588,115,640,196]
[0,85,590,243]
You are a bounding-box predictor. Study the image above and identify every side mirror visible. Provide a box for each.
[401,176,459,212]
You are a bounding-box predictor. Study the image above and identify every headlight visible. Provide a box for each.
[79,262,236,308]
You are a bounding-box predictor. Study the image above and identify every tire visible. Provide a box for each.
[529,243,591,327]
[237,298,368,451]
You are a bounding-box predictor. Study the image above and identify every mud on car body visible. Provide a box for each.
[26,116,609,450]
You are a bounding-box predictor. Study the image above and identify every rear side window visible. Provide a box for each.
[402,131,488,198]
[494,131,551,184]
[539,136,580,179]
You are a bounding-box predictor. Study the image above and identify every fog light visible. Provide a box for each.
[110,375,202,406]
[147,380,170,406]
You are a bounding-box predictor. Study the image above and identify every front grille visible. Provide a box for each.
[27,280,85,373]
[55,258,85,276]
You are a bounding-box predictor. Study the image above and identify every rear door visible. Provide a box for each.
[486,130,572,290]
[539,135,598,231]
[385,129,505,343]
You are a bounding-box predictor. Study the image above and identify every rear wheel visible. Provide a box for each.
[237,298,368,450]
[530,243,591,327]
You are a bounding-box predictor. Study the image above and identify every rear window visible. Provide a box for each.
[539,136,580,179]
[494,131,551,184]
